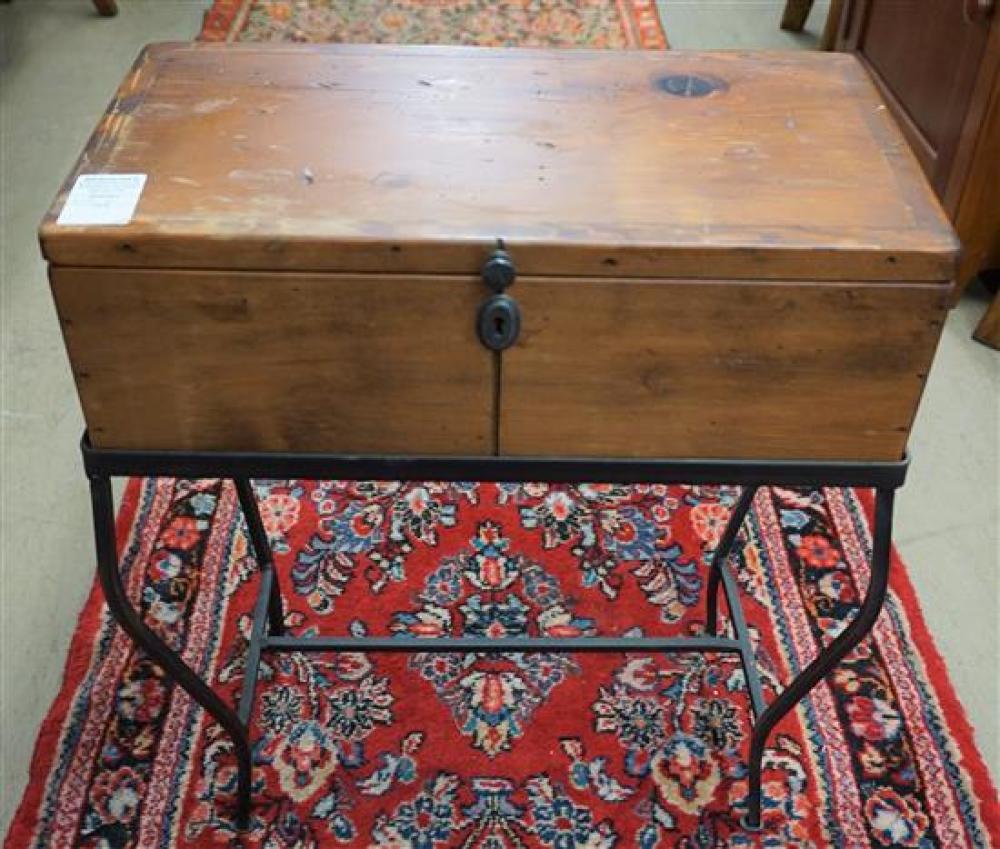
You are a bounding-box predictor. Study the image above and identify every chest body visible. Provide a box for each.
[41,43,957,461]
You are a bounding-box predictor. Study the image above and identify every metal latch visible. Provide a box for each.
[481,243,516,292]
[477,240,520,350]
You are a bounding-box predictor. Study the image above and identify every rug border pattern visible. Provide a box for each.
[752,488,868,845]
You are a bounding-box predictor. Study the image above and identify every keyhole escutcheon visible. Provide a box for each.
[477,294,521,351]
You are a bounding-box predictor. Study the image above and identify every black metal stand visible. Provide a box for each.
[82,433,905,832]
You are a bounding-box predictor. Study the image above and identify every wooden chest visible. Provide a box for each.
[41,43,957,462]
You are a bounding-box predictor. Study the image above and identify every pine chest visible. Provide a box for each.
[41,43,957,461]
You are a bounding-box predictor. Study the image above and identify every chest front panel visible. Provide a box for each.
[50,268,948,460]
[51,268,494,454]
[500,277,947,461]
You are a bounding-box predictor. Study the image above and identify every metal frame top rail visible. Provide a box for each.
[81,434,909,489]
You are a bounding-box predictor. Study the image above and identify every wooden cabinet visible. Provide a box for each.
[40,44,957,459]
[838,0,992,197]
[835,0,1000,345]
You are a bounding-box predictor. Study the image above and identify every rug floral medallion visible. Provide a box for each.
[5,478,997,848]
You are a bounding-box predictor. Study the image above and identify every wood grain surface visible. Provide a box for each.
[51,268,495,453]
[40,42,957,282]
[500,277,949,460]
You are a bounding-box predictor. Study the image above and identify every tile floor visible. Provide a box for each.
[1,0,997,836]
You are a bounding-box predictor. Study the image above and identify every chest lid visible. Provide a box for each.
[40,43,957,282]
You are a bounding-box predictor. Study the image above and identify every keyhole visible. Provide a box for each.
[477,294,520,351]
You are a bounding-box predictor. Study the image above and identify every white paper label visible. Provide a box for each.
[57,173,147,226]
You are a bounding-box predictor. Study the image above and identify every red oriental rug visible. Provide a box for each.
[4,479,998,847]
[198,0,668,48]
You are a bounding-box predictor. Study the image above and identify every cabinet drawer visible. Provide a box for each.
[51,268,494,454]
[500,278,948,461]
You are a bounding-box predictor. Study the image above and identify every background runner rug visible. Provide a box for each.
[198,0,668,47]
[4,479,998,847]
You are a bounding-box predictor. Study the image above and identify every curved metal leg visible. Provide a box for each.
[705,486,758,636]
[89,475,252,830]
[234,478,284,636]
[743,486,895,830]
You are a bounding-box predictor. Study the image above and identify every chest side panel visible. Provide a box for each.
[51,268,494,454]
[499,278,947,461]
